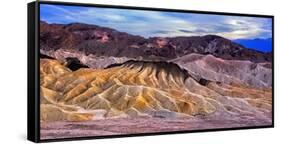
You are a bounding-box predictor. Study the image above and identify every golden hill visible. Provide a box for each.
[40,59,272,122]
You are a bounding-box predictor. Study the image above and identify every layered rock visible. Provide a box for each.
[40,59,272,123]
[41,49,272,88]
[172,53,272,88]
[40,49,129,69]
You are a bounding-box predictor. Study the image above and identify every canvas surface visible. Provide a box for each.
[39,3,273,140]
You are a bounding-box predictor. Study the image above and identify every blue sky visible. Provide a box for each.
[40,4,272,40]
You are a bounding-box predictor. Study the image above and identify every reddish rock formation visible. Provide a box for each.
[40,21,272,63]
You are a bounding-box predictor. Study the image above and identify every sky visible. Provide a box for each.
[40,4,272,51]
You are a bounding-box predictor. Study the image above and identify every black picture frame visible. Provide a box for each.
[28,1,274,143]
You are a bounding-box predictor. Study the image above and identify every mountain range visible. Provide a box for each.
[40,21,272,63]
[234,38,272,53]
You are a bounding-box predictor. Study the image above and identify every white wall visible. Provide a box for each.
[0,0,279,143]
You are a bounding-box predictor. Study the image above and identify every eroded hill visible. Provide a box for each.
[40,59,272,124]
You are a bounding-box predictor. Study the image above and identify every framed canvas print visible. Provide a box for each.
[28,1,274,142]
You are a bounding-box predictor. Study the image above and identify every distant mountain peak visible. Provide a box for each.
[233,38,272,53]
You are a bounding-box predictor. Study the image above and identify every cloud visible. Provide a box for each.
[40,4,272,40]
[152,30,175,35]
[178,29,193,33]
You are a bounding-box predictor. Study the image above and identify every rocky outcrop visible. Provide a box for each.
[65,57,89,71]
